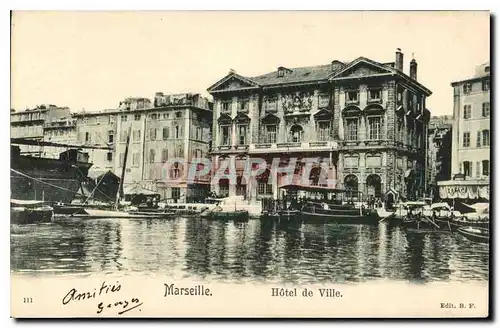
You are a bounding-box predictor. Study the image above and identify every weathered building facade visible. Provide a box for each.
[450,62,490,179]
[11,105,71,156]
[74,93,213,202]
[42,116,79,159]
[208,49,432,201]
[426,115,453,197]
[438,62,490,202]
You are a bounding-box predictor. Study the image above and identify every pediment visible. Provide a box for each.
[218,113,232,124]
[207,73,260,93]
[261,112,280,124]
[234,112,251,123]
[330,58,393,80]
[314,108,333,120]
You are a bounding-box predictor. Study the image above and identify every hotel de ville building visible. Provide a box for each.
[207,49,432,203]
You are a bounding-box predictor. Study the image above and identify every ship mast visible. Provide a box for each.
[115,125,132,210]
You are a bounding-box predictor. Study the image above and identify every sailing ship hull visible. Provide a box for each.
[11,149,92,204]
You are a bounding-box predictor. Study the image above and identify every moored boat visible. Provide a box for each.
[279,184,378,225]
[456,226,489,244]
[205,209,249,221]
[11,199,54,224]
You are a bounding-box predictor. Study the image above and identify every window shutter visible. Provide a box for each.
[477,131,481,147]
[476,161,481,177]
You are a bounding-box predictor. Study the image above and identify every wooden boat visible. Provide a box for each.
[279,183,378,225]
[376,207,396,220]
[11,199,54,224]
[205,209,249,221]
[457,226,489,244]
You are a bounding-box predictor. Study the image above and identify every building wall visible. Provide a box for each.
[42,117,78,159]
[75,112,117,174]
[451,63,490,179]
[11,105,71,156]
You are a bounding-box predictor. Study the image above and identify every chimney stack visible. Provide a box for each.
[395,48,404,71]
[410,58,418,80]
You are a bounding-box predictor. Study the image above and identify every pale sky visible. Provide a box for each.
[11,11,490,116]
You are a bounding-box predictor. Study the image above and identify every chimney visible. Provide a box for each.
[395,48,404,71]
[410,58,418,80]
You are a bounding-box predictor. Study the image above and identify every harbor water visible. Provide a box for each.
[11,217,489,283]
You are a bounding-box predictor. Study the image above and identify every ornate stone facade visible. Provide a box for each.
[207,50,432,201]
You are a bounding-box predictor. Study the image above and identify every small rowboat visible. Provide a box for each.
[456,226,489,244]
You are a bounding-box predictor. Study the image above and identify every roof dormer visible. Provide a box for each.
[277,66,292,78]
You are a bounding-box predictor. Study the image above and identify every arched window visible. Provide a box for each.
[366,174,382,198]
[344,174,358,199]
[290,125,304,143]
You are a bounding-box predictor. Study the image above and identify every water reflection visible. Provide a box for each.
[10,218,489,283]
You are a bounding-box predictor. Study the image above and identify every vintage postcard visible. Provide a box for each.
[10,10,490,318]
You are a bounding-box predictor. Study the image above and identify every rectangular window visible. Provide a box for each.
[482,130,490,146]
[221,126,230,145]
[482,102,490,117]
[317,121,331,141]
[368,88,382,102]
[172,187,181,200]
[163,113,169,119]
[150,128,157,140]
[85,132,90,142]
[120,130,127,142]
[96,116,101,125]
[238,99,249,112]
[134,114,141,121]
[318,94,330,108]
[482,160,490,176]
[162,149,168,162]
[346,118,358,141]
[266,125,277,143]
[238,125,247,145]
[463,105,472,119]
[132,153,139,166]
[221,102,230,113]
[151,113,157,120]
[107,152,113,161]
[149,149,155,163]
[476,131,481,147]
[121,115,128,122]
[257,182,272,195]
[119,153,125,167]
[368,117,381,140]
[108,116,115,124]
[108,132,114,144]
[463,161,472,177]
[163,127,169,140]
[132,130,141,142]
[346,90,359,103]
[463,132,470,147]
[463,83,472,94]
[176,111,182,118]
[482,79,490,91]
[266,98,277,112]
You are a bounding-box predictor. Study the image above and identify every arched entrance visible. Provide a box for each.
[344,174,359,201]
[256,168,272,198]
[218,178,229,197]
[366,174,382,199]
[290,125,304,143]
